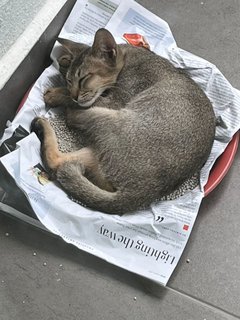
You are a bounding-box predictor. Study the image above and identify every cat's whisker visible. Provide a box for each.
[80,92,89,98]
[100,83,116,90]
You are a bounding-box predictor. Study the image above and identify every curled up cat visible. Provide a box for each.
[31,28,216,214]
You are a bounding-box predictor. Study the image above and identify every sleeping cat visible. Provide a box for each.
[31,28,216,214]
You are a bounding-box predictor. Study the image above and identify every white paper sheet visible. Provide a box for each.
[1,0,240,285]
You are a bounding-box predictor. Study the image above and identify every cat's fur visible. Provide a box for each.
[31,28,216,214]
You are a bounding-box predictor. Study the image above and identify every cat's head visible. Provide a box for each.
[57,29,124,107]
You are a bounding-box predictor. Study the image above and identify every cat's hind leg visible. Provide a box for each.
[31,117,63,172]
[31,117,113,191]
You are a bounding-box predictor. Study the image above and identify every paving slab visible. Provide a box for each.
[0,0,48,57]
[168,146,240,317]
[0,214,237,320]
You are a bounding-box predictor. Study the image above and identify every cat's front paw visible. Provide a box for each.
[58,55,72,77]
[30,117,47,142]
[43,87,70,107]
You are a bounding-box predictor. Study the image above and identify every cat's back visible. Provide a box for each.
[117,45,212,115]
[118,45,215,132]
[117,45,174,94]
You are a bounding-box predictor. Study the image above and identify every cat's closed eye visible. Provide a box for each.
[79,74,92,87]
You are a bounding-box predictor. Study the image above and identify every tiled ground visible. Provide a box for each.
[0,0,48,57]
[0,0,240,319]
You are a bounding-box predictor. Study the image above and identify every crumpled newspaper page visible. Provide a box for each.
[1,0,240,285]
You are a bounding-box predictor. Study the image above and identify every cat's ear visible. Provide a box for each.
[92,29,117,66]
[57,38,89,57]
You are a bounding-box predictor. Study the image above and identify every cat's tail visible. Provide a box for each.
[56,162,129,215]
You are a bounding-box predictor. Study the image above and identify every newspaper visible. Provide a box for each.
[1,0,240,285]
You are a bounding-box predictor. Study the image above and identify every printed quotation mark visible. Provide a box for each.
[155,216,164,223]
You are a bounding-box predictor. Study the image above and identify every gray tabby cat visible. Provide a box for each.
[31,28,215,214]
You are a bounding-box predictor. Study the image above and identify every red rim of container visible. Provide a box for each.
[204,131,239,196]
[17,87,239,197]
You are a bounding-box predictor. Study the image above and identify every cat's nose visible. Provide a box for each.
[70,88,78,100]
